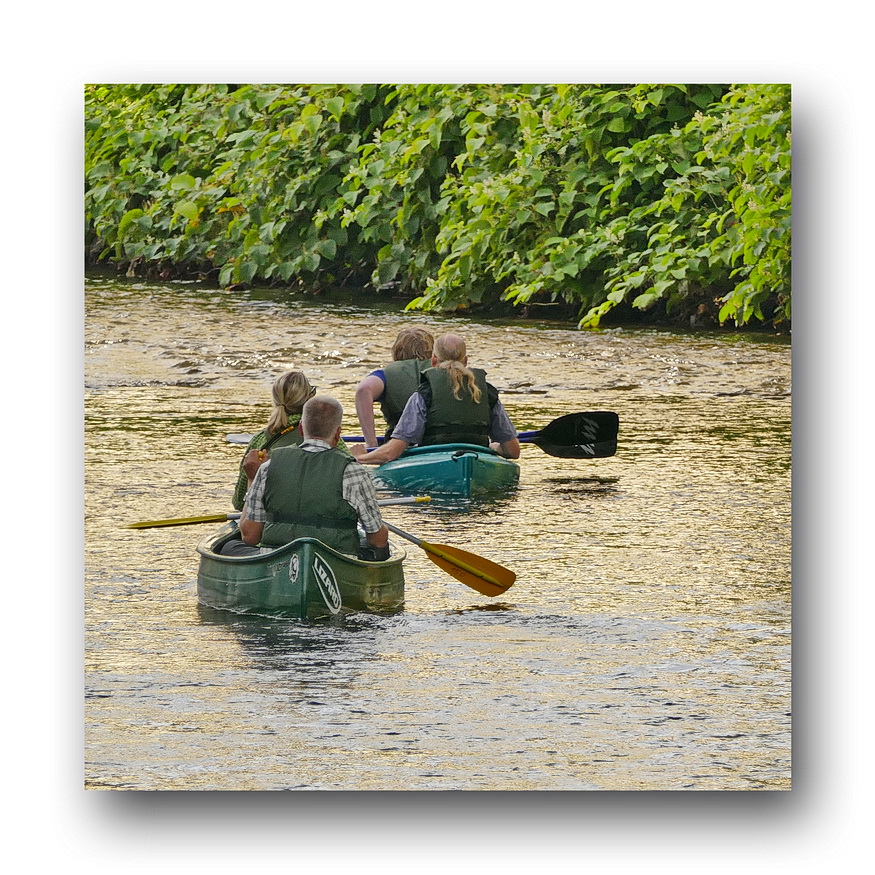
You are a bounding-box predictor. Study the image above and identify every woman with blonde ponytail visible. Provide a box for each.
[232,370,350,510]
[266,370,313,435]
[431,333,482,403]
[351,333,520,465]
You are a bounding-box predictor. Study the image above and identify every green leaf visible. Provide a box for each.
[118,208,145,239]
[315,238,337,258]
[377,259,400,284]
[219,263,235,286]
[170,173,197,191]
[301,252,321,272]
[175,201,200,222]
[238,261,257,283]
[632,292,659,309]
[325,96,344,120]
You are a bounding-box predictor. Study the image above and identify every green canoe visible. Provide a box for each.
[372,443,520,497]
[196,523,406,619]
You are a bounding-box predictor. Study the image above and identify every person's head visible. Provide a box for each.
[301,395,344,444]
[432,333,481,402]
[432,333,467,366]
[391,326,434,362]
[267,370,315,434]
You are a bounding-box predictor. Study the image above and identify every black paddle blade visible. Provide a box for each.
[527,411,619,458]
[529,437,617,458]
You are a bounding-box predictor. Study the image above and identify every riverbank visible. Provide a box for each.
[84,263,790,337]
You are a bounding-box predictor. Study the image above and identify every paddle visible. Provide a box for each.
[382,521,515,598]
[127,496,431,529]
[346,411,618,459]
[226,411,619,459]
[519,411,619,459]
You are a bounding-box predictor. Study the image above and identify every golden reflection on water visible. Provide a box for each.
[85,277,790,790]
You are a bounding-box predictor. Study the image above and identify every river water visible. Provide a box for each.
[84,274,791,791]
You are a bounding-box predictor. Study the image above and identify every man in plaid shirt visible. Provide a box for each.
[221,396,389,559]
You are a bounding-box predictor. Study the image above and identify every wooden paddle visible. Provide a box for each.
[382,521,515,597]
[255,411,619,459]
[127,496,431,529]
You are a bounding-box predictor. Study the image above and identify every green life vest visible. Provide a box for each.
[261,445,359,554]
[231,422,304,510]
[421,366,491,447]
[379,358,431,437]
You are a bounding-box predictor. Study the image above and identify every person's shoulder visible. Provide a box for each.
[246,428,271,449]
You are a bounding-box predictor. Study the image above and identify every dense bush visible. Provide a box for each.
[85,83,790,328]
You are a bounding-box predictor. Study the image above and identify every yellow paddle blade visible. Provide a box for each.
[127,513,236,529]
[420,540,516,597]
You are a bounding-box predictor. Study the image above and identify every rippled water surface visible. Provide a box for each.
[84,275,791,790]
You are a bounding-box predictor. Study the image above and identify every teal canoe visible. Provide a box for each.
[371,443,520,497]
[196,523,406,619]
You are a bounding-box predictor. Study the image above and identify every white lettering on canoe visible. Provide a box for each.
[312,554,342,614]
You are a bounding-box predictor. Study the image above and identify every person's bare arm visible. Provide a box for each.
[366,524,389,548]
[490,437,521,459]
[240,512,264,546]
[350,437,409,464]
[354,375,386,449]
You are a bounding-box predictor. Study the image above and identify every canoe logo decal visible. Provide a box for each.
[312,554,342,614]
[288,553,300,582]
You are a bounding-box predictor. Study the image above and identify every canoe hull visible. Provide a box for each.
[196,523,406,619]
[372,443,520,497]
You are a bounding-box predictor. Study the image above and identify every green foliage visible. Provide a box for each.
[85,83,791,328]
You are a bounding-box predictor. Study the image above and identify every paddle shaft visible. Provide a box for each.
[344,431,539,444]
[226,412,617,447]
[227,412,617,460]
[382,521,514,596]
[128,496,431,529]
[346,411,617,457]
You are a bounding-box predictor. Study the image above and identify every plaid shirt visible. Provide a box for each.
[243,439,383,533]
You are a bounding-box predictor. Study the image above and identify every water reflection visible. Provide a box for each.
[85,275,791,790]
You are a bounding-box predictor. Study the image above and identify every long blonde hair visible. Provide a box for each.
[433,334,482,403]
[267,370,313,434]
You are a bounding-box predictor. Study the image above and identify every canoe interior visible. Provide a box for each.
[196,523,406,620]
[372,443,520,497]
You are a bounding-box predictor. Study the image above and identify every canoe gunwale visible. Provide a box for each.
[195,522,407,566]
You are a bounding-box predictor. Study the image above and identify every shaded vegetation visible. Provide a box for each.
[85,84,790,329]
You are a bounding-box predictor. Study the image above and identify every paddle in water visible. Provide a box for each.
[382,521,515,598]
[127,496,432,529]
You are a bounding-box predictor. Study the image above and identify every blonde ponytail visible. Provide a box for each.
[266,370,312,434]
[433,334,482,403]
[438,359,480,402]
